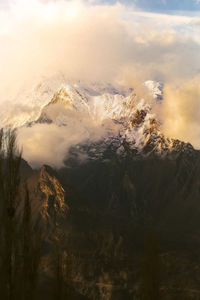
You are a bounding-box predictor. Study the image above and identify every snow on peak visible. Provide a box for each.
[0,77,192,167]
[145,80,163,100]
[29,80,169,158]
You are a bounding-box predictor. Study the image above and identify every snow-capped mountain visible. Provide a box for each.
[0,77,194,166]
[0,76,128,127]
[33,80,193,160]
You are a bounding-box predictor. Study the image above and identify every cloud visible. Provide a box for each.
[18,104,119,168]
[17,116,106,168]
[0,0,127,98]
[161,76,200,148]
[1,0,200,166]
[17,102,121,168]
[1,0,200,98]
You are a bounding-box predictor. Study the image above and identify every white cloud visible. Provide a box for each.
[161,76,200,148]
[0,0,199,96]
[17,104,118,168]
[1,0,200,165]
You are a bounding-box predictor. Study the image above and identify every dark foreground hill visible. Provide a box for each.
[3,80,200,299]
[18,143,200,300]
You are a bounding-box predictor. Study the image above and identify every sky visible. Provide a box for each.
[1,0,200,12]
[105,0,200,13]
[88,0,196,12]
[1,0,200,87]
[0,0,200,166]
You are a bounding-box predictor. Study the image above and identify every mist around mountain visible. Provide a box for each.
[1,79,200,299]
[1,77,190,168]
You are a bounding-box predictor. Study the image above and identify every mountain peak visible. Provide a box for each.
[1,77,195,167]
[50,87,72,106]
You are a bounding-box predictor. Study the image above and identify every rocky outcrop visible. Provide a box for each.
[132,109,147,126]
[23,164,68,231]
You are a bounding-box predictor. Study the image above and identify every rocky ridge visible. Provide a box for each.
[22,80,194,163]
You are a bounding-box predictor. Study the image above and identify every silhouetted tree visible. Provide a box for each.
[52,238,65,300]
[140,231,161,300]
[0,129,22,300]
[64,252,75,299]
[51,229,76,300]
[20,185,41,300]
[0,130,41,300]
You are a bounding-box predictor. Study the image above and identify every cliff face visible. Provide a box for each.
[19,164,68,234]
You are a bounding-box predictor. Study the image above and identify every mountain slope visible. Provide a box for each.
[19,164,68,236]
[12,79,193,166]
[3,78,200,299]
